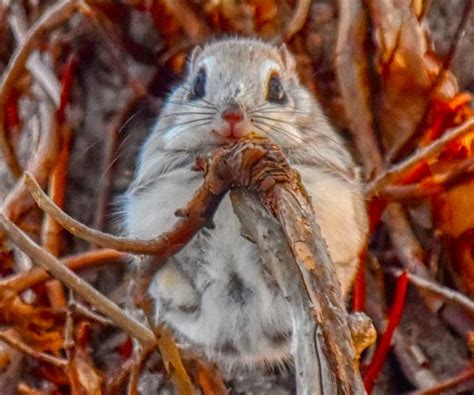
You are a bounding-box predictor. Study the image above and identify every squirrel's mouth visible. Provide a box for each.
[211,126,254,142]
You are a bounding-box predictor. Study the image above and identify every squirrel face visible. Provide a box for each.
[157,38,317,152]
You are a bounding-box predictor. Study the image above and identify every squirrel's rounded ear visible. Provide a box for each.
[188,45,203,71]
[278,44,296,72]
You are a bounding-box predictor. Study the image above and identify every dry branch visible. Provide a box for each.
[413,366,474,395]
[0,213,156,347]
[0,328,67,368]
[0,249,124,292]
[390,268,474,313]
[232,190,347,394]
[3,102,60,223]
[24,172,227,256]
[282,0,311,41]
[161,0,210,43]
[0,0,79,178]
[367,118,474,197]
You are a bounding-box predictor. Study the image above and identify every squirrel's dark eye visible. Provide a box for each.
[189,69,206,100]
[267,76,286,103]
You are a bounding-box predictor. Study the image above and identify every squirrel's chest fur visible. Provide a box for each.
[124,150,366,368]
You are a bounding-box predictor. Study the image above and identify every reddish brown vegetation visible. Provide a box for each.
[0,1,473,394]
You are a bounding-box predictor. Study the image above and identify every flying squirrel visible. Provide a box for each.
[124,37,368,368]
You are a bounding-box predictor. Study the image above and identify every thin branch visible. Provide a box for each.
[380,155,474,200]
[0,249,124,292]
[335,0,384,177]
[3,100,60,223]
[8,4,61,106]
[161,0,210,43]
[390,268,474,313]
[0,213,156,347]
[282,0,311,41]
[413,365,474,395]
[0,0,79,178]
[24,170,228,255]
[71,301,113,326]
[367,118,474,197]
[0,328,67,368]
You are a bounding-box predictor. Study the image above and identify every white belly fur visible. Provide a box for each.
[125,164,366,367]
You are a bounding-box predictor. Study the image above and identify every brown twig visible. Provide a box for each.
[3,101,60,223]
[42,125,73,309]
[0,0,78,178]
[379,155,474,200]
[413,365,474,395]
[189,357,228,395]
[161,0,210,44]
[232,191,344,393]
[0,213,156,347]
[24,170,228,255]
[0,249,124,292]
[367,118,474,197]
[71,301,113,326]
[281,0,311,41]
[335,0,384,178]
[8,3,61,106]
[0,328,67,368]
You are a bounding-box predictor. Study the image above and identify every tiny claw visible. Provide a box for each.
[240,230,255,244]
[204,219,215,229]
[192,156,208,173]
[175,208,188,218]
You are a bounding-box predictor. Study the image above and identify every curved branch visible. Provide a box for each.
[0,0,78,178]
[282,0,311,41]
[24,171,228,255]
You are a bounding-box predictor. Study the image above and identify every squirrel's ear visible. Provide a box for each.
[278,44,296,72]
[188,45,203,71]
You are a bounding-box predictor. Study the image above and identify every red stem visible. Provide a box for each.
[56,53,78,124]
[364,271,409,393]
[352,250,366,311]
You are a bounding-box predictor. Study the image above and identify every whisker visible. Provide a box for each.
[252,119,304,144]
[250,108,311,116]
[253,119,347,171]
[252,114,304,128]
[166,100,217,111]
[152,117,215,135]
[158,111,216,118]
[163,120,213,146]
[252,123,279,142]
